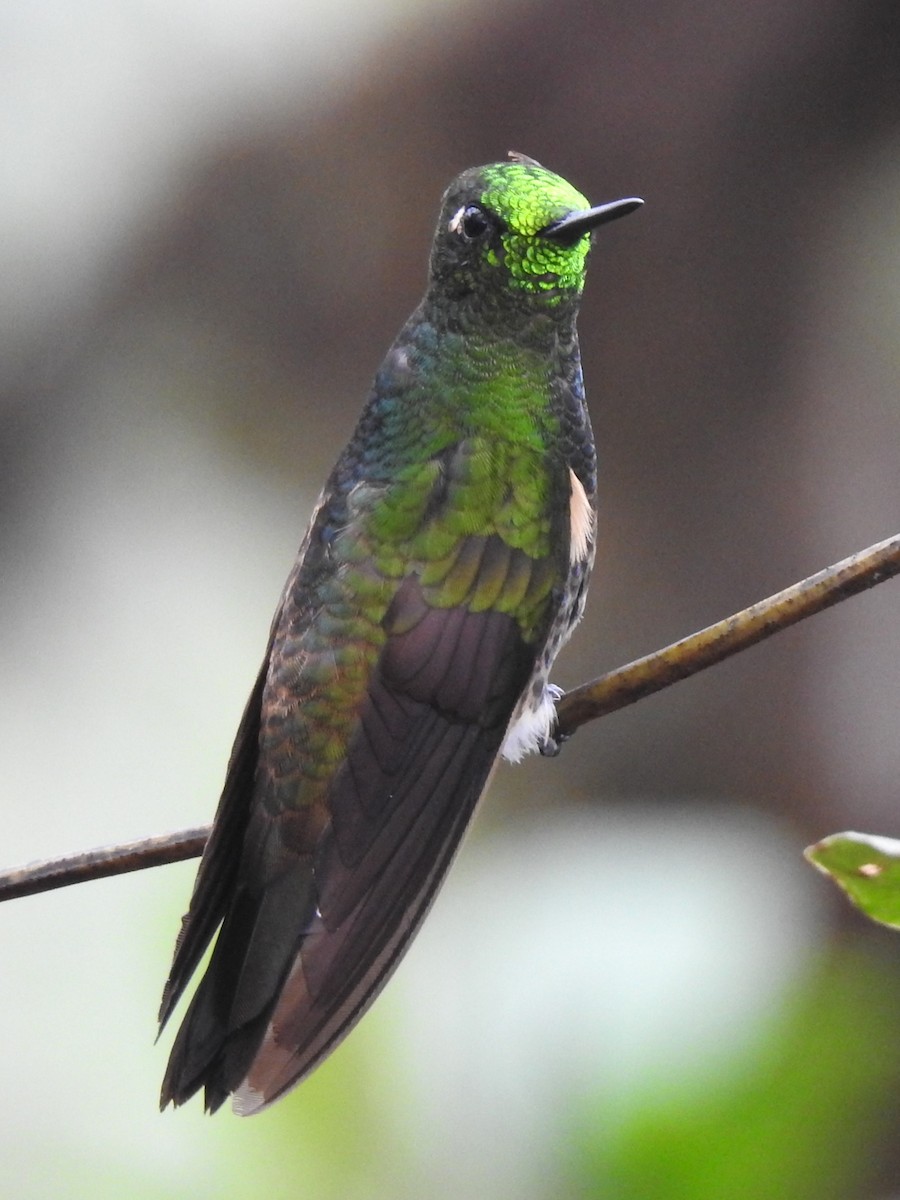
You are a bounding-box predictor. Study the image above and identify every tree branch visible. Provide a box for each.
[2,533,898,904]
[0,827,210,902]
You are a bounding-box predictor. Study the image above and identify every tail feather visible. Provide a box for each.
[160,861,317,1112]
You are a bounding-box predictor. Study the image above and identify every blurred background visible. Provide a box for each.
[2,0,900,1196]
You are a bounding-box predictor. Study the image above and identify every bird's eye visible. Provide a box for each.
[461,205,490,240]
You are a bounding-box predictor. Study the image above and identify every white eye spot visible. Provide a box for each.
[448,206,466,234]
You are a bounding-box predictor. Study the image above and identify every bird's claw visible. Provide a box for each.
[538,728,570,757]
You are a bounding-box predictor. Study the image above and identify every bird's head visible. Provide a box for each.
[427,152,641,319]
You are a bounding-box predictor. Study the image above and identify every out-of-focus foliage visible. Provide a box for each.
[567,950,900,1200]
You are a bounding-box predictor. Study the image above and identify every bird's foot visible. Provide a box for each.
[538,728,570,757]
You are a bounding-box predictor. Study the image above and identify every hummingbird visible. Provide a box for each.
[159,152,642,1114]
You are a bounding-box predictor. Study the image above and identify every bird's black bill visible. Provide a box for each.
[540,197,643,245]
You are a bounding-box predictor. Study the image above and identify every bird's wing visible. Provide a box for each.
[234,564,538,1112]
[160,525,553,1113]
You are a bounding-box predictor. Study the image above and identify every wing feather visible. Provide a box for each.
[158,654,270,1028]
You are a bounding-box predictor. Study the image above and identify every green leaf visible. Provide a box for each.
[805,831,900,928]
